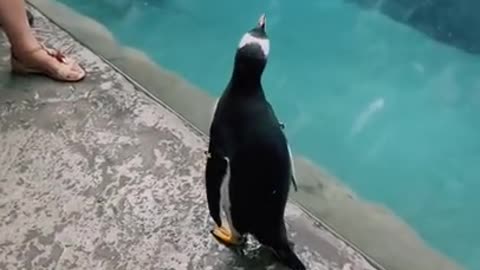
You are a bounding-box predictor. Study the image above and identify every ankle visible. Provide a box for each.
[10,37,41,59]
[11,45,43,62]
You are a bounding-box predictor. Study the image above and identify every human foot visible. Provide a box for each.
[11,44,86,82]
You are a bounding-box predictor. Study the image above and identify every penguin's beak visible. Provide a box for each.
[257,13,266,31]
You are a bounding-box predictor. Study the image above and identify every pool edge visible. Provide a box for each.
[26,1,466,270]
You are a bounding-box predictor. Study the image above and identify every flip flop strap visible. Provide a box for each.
[12,44,68,64]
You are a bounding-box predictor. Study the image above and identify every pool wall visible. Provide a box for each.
[28,1,465,270]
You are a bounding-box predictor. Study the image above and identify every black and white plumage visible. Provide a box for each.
[204,14,305,270]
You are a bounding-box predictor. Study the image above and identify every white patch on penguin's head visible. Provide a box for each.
[237,13,270,58]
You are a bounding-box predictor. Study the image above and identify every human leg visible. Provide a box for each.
[0,0,85,81]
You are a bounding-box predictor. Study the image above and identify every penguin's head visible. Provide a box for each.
[231,14,270,85]
[237,14,269,60]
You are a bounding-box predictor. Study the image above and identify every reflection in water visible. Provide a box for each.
[351,97,385,136]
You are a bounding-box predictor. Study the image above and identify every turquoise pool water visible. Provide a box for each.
[59,0,480,268]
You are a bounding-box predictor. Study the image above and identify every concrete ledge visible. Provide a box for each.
[26,1,464,270]
[2,7,378,270]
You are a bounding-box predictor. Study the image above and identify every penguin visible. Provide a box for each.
[204,14,305,270]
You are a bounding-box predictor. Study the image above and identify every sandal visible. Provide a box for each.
[11,44,86,82]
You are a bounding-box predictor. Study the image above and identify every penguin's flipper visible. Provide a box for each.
[205,149,226,227]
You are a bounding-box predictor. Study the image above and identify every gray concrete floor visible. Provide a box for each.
[0,6,379,270]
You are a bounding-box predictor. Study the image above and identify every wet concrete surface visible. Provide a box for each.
[0,6,377,270]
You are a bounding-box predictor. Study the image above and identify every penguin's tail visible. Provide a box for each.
[271,241,306,270]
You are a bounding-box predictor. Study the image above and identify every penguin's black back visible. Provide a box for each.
[210,84,292,236]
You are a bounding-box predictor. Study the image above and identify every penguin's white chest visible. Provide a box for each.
[219,157,234,231]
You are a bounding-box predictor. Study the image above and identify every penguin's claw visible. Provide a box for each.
[211,226,244,247]
[231,245,246,256]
